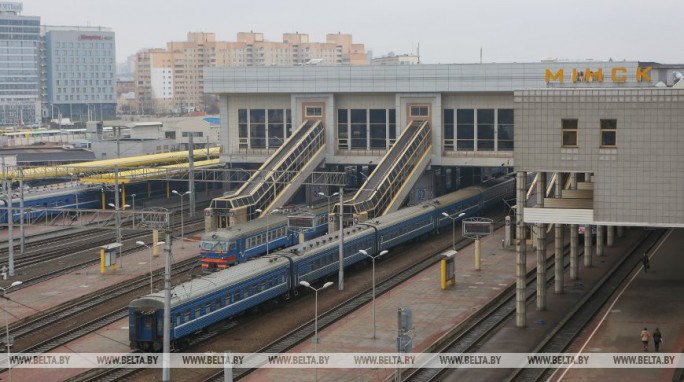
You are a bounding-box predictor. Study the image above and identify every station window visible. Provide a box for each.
[410,106,429,118]
[561,119,578,147]
[305,106,322,117]
[600,119,617,148]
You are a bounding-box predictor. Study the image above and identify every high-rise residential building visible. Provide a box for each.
[0,2,41,126]
[135,32,369,115]
[43,26,117,122]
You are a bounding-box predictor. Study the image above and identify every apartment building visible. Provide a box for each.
[135,32,369,115]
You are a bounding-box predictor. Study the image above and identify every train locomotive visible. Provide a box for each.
[199,207,329,271]
[129,175,517,351]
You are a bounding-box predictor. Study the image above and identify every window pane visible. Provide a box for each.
[477,109,495,151]
[600,119,617,147]
[602,131,616,146]
[562,119,578,130]
[562,131,577,146]
[497,109,514,151]
[369,109,386,123]
[351,124,367,149]
[250,109,266,148]
[238,109,248,139]
[350,109,366,123]
[456,109,474,150]
[388,109,396,140]
[370,125,386,148]
[337,109,348,124]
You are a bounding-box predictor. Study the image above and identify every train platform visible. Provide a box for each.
[245,226,646,382]
[548,228,684,382]
[0,233,202,382]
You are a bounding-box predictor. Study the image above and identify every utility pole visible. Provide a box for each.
[162,233,172,382]
[114,164,122,266]
[18,168,24,256]
[115,126,121,159]
[338,188,344,290]
[188,134,195,217]
[1,157,14,276]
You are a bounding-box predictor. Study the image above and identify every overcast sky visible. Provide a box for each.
[24,0,684,64]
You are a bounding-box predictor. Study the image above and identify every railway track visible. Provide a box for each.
[9,219,204,291]
[0,252,201,375]
[504,229,665,382]
[0,200,210,267]
[401,229,663,382]
[68,211,512,382]
[199,223,511,382]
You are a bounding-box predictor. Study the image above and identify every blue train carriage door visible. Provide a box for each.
[129,299,164,351]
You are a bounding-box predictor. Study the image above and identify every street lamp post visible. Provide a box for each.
[108,202,130,268]
[299,280,333,382]
[1,280,22,382]
[171,190,191,248]
[359,249,388,339]
[442,212,466,250]
[317,192,339,235]
[136,241,166,294]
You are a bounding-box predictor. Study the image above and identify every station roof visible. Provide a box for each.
[79,158,221,184]
[6,147,220,181]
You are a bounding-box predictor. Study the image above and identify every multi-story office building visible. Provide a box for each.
[135,32,369,115]
[43,26,117,122]
[0,2,40,126]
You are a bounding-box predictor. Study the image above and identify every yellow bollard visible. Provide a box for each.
[100,248,106,274]
[153,230,160,257]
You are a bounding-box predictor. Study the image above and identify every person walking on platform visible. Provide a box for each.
[640,328,650,351]
[653,328,663,352]
[642,253,650,272]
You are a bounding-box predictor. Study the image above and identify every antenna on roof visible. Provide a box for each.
[417,43,420,64]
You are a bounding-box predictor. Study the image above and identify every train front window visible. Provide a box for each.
[227,242,235,251]
[200,241,218,251]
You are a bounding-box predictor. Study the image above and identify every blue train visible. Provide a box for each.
[129,175,518,351]
[199,207,330,271]
[0,185,101,224]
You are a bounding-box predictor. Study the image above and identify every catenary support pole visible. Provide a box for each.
[554,172,564,294]
[584,224,592,267]
[338,188,344,290]
[536,172,546,310]
[515,171,527,328]
[188,135,195,217]
[570,224,578,280]
[162,233,172,382]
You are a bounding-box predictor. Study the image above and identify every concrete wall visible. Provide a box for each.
[515,88,684,226]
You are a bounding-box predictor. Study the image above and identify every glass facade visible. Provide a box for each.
[444,108,514,152]
[0,14,40,125]
[45,28,117,121]
[337,108,395,150]
[238,108,292,149]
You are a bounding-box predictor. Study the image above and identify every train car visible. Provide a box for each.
[129,255,292,350]
[0,184,101,224]
[129,175,519,351]
[199,206,329,271]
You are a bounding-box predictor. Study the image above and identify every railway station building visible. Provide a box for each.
[205,60,684,224]
[205,61,684,323]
